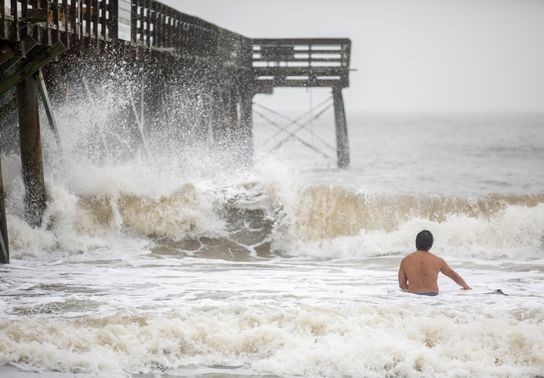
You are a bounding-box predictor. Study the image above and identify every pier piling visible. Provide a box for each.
[227,88,239,141]
[332,87,350,168]
[240,90,254,165]
[0,144,9,264]
[17,75,47,227]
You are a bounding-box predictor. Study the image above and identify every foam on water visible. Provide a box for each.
[1,85,544,376]
[1,242,544,377]
[1,302,543,377]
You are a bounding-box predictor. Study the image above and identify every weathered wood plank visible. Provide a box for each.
[130,0,137,42]
[11,0,19,40]
[0,42,66,95]
[36,69,62,147]
[109,0,118,39]
[0,0,5,40]
[0,45,16,66]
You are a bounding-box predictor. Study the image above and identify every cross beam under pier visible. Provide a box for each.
[251,38,352,168]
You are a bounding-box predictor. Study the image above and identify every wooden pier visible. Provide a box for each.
[0,0,352,264]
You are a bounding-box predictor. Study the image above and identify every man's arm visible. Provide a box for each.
[398,259,409,290]
[440,259,471,290]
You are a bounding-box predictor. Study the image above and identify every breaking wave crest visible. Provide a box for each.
[5,166,544,260]
[289,187,544,259]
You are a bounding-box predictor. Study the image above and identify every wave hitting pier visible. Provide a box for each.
[0,0,352,264]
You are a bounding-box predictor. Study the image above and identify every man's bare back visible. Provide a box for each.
[398,231,471,295]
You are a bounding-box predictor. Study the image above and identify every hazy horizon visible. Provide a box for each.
[162,0,544,115]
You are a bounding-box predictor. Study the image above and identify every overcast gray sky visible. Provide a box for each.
[162,0,544,114]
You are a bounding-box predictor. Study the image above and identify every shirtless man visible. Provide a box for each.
[398,230,471,296]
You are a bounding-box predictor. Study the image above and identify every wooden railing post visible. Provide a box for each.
[130,0,137,42]
[70,0,77,46]
[84,0,90,45]
[109,0,118,40]
[0,0,5,40]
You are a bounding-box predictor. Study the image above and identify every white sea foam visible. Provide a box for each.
[0,303,542,377]
[2,108,544,377]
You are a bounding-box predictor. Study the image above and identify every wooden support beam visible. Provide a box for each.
[84,0,91,44]
[0,55,20,74]
[92,0,99,41]
[36,69,62,149]
[109,0,119,40]
[0,45,16,67]
[227,88,239,139]
[254,79,345,90]
[100,0,107,42]
[253,67,346,77]
[0,41,66,96]
[137,0,144,44]
[61,0,69,47]
[10,0,19,41]
[0,144,9,264]
[239,88,254,166]
[17,75,47,227]
[142,69,163,126]
[221,90,230,143]
[144,0,151,47]
[194,89,208,143]
[0,0,5,40]
[0,37,36,73]
[53,0,60,43]
[131,0,138,42]
[206,91,215,145]
[211,89,225,146]
[332,87,349,168]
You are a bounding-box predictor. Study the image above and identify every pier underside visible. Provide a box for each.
[0,0,352,263]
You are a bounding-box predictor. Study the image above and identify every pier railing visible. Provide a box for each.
[1,0,251,68]
[0,0,119,47]
[252,38,351,93]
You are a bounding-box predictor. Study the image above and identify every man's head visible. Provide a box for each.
[416,230,433,251]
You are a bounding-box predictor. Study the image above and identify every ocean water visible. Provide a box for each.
[1,109,544,377]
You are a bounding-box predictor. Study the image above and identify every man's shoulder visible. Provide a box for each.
[406,251,445,262]
[403,251,420,259]
[427,252,447,266]
[428,251,444,260]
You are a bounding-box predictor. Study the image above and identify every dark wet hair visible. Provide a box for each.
[416,230,433,251]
